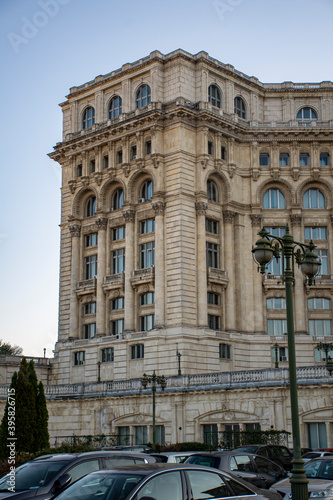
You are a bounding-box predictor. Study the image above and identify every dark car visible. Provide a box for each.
[235,445,293,470]
[184,450,287,489]
[53,463,284,500]
[0,451,156,499]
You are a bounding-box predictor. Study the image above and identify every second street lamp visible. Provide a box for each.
[252,224,320,500]
[141,371,166,449]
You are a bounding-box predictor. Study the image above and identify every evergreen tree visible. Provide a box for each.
[36,381,49,450]
[0,372,17,459]
[15,358,36,453]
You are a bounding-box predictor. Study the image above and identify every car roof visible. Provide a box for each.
[33,451,154,462]
[84,462,237,476]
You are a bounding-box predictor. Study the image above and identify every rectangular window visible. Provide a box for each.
[112,249,125,274]
[300,153,310,166]
[308,423,327,449]
[316,250,328,275]
[85,255,97,279]
[84,323,96,339]
[219,343,231,359]
[141,219,155,234]
[77,164,83,177]
[111,319,124,336]
[113,226,126,240]
[260,153,270,166]
[90,159,95,173]
[206,219,218,234]
[208,141,213,155]
[131,145,137,160]
[308,297,331,309]
[101,347,114,363]
[267,319,287,336]
[117,150,123,164]
[208,292,219,305]
[112,297,124,310]
[141,292,155,305]
[279,153,290,166]
[267,297,286,309]
[304,227,327,240]
[141,242,155,268]
[74,351,85,366]
[206,242,219,268]
[208,314,220,330]
[203,424,218,447]
[118,426,130,446]
[141,314,155,332]
[155,426,165,445]
[221,146,226,160]
[309,319,332,336]
[131,344,144,359]
[86,233,98,247]
[315,347,333,362]
[272,346,288,362]
[84,302,96,315]
[103,155,109,169]
[146,140,151,155]
[320,153,330,166]
[135,426,147,445]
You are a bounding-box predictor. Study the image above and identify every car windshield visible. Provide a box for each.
[0,460,67,491]
[304,460,333,480]
[236,446,258,453]
[185,455,221,468]
[55,472,144,500]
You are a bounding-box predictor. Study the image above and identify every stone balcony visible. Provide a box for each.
[102,273,125,292]
[130,267,155,288]
[75,278,97,297]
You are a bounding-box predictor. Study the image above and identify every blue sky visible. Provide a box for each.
[1,0,332,357]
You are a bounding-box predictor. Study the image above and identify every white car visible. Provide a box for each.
[150,451,199,463]
[302,451,333,462]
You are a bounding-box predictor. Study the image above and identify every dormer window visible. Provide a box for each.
[297,107,317,121]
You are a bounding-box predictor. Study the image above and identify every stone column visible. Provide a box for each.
[95,216,108,336]
[123,208,136,332]
[223,210,236,332]
[196,201,208,327]
[69,223,81,338]
[250,214,265,334]
[290,214,306,333]
[152,201,166,328]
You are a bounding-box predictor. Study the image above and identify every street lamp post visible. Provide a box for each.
[252,224,320,500]
[141,371,166,448]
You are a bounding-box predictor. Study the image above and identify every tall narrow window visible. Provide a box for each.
[207,180,217,202]
[208,314,220,330]
[111,319,124,335]
[112,249,125,274]
[208,141,213,155]
[84,323,96,339]
[117,150,123,164]
[141,314,155,331]
[90,159,95,173]
[320,153,330,166]
[145,140,152,155]
[260,153,270,166]
[77,164,83,177]
[140,180,153,201]
[82,107,95,129]
[112,188,124,210]
[136,85,151,108]
[74,351,85,366]
[206,242,219,268]
[86,196,96,217]
[279,153,289,166]
[101,347,114,363]
[234,96,246,118]
[109,96,122,119]
[85,255,97,279]
[300,153,310,166]
[141,242,155,268]
[208,85,221,108]
[315,250,328,275]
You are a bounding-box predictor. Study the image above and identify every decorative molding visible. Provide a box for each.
[94,172,103,186]
[69,224,81,237]
[223,210,236,223]
[290,214,302,227]
[95,217,108,230]
[152,201,166,215]
[199,155,209,169]
[252,168,260,181]
[122,163,131,177]
[195,201,208,215]
[122,209,136,223]
[68,180,77,193]
[250,214,262,227]
[151,153,163,169]
[292,166,300,181]
[228,163,236,178]
[81,176,90,187]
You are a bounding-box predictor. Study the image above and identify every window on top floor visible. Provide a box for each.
[208,85,221,108]
[303,189,325,209]
[297,107,318,121]
[260,153,270,166]
[279,153,290,166]
[82,107,95,129]
[112,188,124,210]
[320,153,330,166]
[140,180,153,201]
[300,153,310,166]
[263,189,285,209]
[86,196,96,217]
[234,96,246,119]
[136,84,151,108]
[207,179,217,202]
[109,96,122,119]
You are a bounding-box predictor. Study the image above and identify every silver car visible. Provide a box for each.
[270,457,333,499]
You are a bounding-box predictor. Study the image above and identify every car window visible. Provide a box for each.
[226,478,255,497]
[303,453,320,459]
[304,460,322,478]
[258,447,269,458]
[67,459,100,483]
[254,456,280,475]
[279,447,291,458]
[186,455,220,468]
[187,470,232,499]
[0,461,67,491]
[135,471,182,500]
[230,455,254,473]
[104,456,146,467]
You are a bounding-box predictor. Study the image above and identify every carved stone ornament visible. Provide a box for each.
[250,214,262,227]
[95,217,108,230]
[68,180,77,193]
[122,164,131,177]
[292,167,300,181]
[252,168,260,181]
[69,224,81,237]
[195,201,208,215]
[122,209,136,223]
[152,201,166,215]
[81,175,90,187]
[94,172,103,186]
[290,214,302,227]
[199,155,209,169]
[228,163,236,178]
[271,168,280,181]
[223,210,236,223]
[311,167,320,181]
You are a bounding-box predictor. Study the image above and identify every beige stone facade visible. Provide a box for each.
[43,49,333,447]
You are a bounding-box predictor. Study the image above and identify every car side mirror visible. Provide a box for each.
[52,473,71,493]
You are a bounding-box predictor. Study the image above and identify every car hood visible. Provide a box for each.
[271,478,333,496]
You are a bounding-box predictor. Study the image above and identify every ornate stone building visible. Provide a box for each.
[46,49,333,448]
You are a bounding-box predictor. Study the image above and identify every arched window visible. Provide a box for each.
[263,189,285,209]
[112,188,124,210]
[82,107,95,129]
[234,96,246,119]
[297,107,318,121]
[140,180,153,201]
[136,85,151,109]
[303,189,325,209]
[86,196,96,217]
[109,96,122,119]
[207,179,217,202]
[208,85,221,108]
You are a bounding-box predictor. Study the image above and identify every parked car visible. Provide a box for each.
[0,451,157,499]
[235,445,293,470]
[302,450,333,462]
[149,451,199,463]
[53,463,284,500]
[270,457,333,499]
[184,450,287,488]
